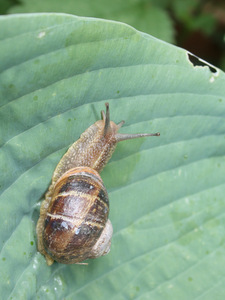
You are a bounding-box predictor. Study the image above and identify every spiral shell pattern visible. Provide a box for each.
[43,166,109,264]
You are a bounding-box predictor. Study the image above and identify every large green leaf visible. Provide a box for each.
[0,13,225,300]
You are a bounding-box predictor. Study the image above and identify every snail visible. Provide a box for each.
[36,103,160,265]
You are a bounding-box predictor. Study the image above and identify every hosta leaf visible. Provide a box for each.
[0,13,225,300]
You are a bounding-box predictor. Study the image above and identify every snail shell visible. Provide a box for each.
[43,167,112,264]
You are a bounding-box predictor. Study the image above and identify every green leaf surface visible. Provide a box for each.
[8,0,174,43]
[0,13,225,300]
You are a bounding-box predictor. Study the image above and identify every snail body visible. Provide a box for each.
[36,103,159,265]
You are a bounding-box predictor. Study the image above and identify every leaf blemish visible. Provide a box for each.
[209,76,215,83]
[38,31,46,39]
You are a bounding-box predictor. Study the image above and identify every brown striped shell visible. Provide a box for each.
[42,167,112,264]
[36,103,159,265]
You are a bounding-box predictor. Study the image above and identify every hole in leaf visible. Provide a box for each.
[188,53,217,73]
